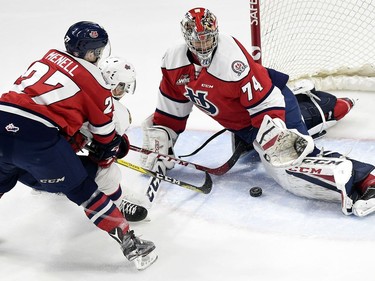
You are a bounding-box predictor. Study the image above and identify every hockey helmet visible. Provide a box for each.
[64,21,109,61]
[99,56,137,99]
[180,7,219,67]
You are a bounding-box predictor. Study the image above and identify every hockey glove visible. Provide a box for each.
[116,134,130,159]
[88,134,122,168]
[66,131,89,153]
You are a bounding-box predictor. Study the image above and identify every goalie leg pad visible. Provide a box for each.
[259,154,355,215]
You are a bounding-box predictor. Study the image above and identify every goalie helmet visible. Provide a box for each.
[64,21,109,62]
[99,56,136,99]
[180,7,218,67]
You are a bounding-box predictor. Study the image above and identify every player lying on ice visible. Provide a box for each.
[0,21,156,270]
[140,7,375,217]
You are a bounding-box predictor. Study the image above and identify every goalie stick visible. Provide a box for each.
[129,140,248,176]
[115,159,213,194]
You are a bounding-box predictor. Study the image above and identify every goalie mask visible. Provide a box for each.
[99,56,137,99]
[181,7,219,67]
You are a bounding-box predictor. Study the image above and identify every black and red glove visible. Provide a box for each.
[67,132,88,152]
[88,134,129,168]
[116,134,130,159]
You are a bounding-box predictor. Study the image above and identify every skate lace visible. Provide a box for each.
[121,201,137,215]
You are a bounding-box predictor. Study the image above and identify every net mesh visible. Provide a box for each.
[258,0,375,90]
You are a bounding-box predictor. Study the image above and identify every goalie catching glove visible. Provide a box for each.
[88,134,130,168]
[254,115,314,168]
[141,114,178,171]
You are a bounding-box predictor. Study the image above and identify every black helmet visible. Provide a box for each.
[64,21,108,59]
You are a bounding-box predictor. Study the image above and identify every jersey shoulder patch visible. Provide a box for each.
[208,34,250,82]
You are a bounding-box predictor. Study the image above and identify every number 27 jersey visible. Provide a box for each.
[0,49,116,144]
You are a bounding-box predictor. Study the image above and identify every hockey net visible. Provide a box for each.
[251,0,375,91]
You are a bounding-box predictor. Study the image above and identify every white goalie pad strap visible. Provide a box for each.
[332,158,354,215]
[291,80,329,136]
[307,120,337,138]
[290,79,315,95]
[141,114,177,171]
[254,115,314,168]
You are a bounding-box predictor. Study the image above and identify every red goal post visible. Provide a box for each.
[249,0,375,91]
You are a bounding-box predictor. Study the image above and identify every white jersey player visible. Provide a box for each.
[141,7,375,217]
[78,56,148,222]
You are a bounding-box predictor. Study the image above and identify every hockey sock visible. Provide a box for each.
[84,191,129,234]
[333,98,354,120]
[356,172,375,194]
[107,185,123,206]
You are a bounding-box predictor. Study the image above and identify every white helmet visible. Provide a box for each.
[99,56,136,99]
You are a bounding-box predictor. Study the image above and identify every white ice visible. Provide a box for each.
[0,1,375,280]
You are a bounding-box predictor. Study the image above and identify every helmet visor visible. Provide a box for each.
[94,41,111,65]
[112,80,136,99]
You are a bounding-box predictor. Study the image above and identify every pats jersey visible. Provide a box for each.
[0,49,116,144]
[153,34,287,134]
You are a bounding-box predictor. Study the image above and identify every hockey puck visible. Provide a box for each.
[249,187,262,197]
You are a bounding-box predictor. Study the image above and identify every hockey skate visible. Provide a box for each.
[119,199,148,222]
[110,228,157,270]
[353,186,375,217]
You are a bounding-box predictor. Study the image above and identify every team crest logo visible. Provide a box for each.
[89,31,99,38]
[5,123,19,133]
[176,74,190,85]
[184,87,218,116]
[231,60,248,76]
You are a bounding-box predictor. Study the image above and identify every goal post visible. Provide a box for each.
[250,0,375,91]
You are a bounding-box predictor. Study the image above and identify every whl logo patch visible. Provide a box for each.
[5,123,19,133]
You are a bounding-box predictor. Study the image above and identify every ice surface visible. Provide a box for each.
[0,0,375,280]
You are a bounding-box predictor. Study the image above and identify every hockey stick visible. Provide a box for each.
[129,140,248,176]
[84,143,212,194]
[115,159,213,194]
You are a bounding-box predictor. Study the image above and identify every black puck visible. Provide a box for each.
[250,187,262,197]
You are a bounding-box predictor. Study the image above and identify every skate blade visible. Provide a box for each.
[133,251,158,270]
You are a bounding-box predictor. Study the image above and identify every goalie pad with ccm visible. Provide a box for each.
[254,115,314,168]
[260,154,355,215]
[141,114,178,171]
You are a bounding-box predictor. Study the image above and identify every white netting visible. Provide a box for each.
[259,0,375,90]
